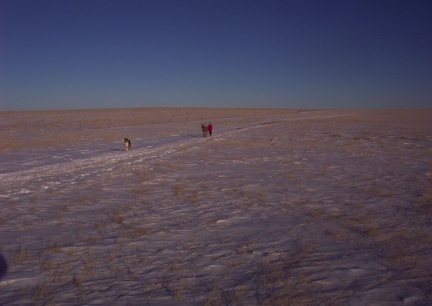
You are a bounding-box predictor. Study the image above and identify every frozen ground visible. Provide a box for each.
[0,108,431,305]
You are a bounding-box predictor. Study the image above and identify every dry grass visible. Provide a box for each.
[201,244,321,305]
[0,108,300,151]
[2,109,432,304]
[12,245,31,265]
[32,280,53,304]
[107,209,126,225]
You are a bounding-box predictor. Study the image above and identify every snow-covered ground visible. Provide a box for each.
[1,108,431,305]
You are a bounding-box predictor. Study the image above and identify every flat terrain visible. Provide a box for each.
[1,108,431,305]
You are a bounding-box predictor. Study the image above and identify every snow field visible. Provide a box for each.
[0,109,431,305]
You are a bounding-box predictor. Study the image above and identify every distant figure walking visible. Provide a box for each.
[201,124,208,137]
[208,122,213,136]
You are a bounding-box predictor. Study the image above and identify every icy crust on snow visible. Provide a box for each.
[0,109,431,305]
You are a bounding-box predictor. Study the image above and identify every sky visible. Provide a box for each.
[1,0,432,111]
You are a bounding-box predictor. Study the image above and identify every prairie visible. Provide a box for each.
[1,108,431,305]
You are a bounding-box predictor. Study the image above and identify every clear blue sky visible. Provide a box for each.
[1,0,432,111]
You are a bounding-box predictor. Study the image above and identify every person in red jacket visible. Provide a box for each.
[208,122,213,136]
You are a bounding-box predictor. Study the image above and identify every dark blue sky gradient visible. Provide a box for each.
[1,0,432,110]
